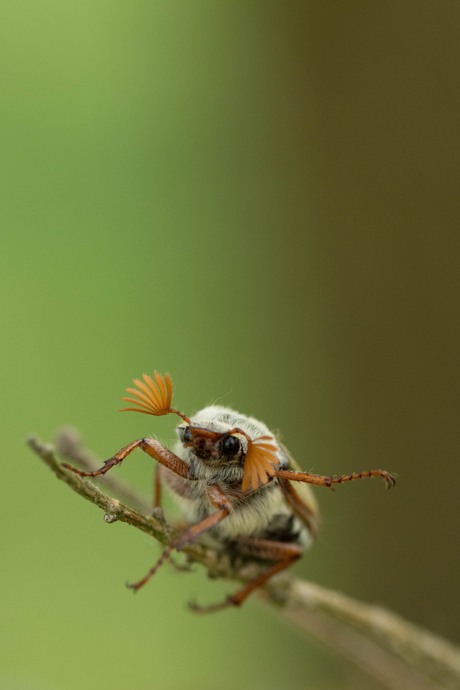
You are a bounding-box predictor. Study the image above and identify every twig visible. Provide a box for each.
[27,434,460,690]
[278,606,438,690]
[285,579,460,689]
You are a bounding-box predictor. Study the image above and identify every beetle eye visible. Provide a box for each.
[221,435,240,456]
[182,426,192,443]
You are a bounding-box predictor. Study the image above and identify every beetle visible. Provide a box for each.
[63,371,395,612]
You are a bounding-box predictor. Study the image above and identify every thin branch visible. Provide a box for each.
[284,579,460,689]
[277,606,438,690]
[27,434,460,690]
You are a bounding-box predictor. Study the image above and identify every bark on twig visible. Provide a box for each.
[27,433,460,690]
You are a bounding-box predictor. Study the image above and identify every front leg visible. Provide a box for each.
[275,467,396,489]
[63,437,192,481]
[126,484,232,592]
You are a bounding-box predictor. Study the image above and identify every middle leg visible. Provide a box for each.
[126,484,232,591]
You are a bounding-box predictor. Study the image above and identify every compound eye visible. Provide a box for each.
[182,426,192,443]
[221,435,240,456]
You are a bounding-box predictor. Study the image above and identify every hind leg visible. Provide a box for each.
[189,538,302,613]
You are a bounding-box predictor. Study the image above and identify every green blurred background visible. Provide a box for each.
[2,2,459,689]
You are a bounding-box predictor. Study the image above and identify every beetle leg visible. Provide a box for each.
[126,484,232,592]
[153,464,162,510]
[189,538,302,613]
[275,468,396,489]
[63,437,193,481]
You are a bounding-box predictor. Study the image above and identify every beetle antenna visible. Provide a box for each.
[120,371,190,423]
